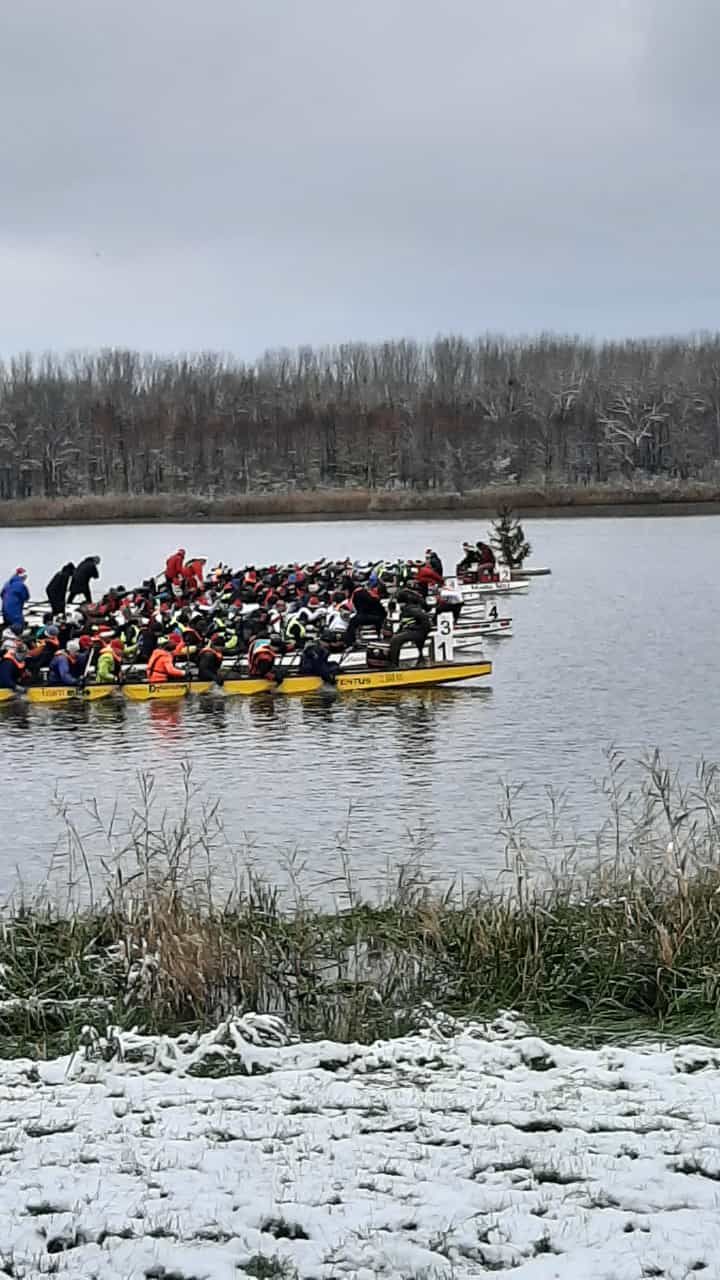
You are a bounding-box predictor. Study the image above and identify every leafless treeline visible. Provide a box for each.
[1,336,720,500]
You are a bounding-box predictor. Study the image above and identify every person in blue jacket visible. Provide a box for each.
[1,568,29,630]
[48,644,80,687]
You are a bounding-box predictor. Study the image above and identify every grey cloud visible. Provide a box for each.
[0,0,717,355]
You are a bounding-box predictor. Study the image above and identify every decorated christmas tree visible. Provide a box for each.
[490,506,531,568]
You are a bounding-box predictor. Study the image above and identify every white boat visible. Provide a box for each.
[510,565,551,578]
[444,568,529,598]
[454,620,512,649]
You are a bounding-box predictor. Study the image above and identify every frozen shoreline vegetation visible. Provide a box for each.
[3,1011,720,1278]
[3,753,720,1060]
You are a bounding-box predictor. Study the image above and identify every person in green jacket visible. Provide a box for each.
[97,639,124,684]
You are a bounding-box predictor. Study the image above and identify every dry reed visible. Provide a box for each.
[2,752,720,1058]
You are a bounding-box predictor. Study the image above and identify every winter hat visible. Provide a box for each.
[15,568,27,578]
[45,625,59,637]
[67,640,80,655]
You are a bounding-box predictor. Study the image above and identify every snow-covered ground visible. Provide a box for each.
[2,1012,720,1278]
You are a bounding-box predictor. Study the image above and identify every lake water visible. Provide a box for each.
[1,514,719,903]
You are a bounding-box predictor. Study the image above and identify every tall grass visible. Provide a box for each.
[3,752,720,1058]
[2,481,720,526]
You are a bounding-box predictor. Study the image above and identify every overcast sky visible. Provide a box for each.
[0,0,716,358]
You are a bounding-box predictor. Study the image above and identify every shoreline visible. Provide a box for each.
[2,483,720,526]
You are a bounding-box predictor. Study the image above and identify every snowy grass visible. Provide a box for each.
[3,753,720,1060]
[1,1012,720,1277]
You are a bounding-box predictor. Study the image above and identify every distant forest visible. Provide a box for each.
[1,337,719,500]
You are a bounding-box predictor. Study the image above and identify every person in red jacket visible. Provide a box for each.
[416,560,443,591]
[182,558,206,593]
[165,549,185,581]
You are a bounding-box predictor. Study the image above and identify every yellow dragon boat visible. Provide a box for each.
[0,685,116,705]
[0,623,491,705]
[121,658,491,701]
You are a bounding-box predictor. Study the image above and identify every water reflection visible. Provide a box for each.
[146,700,187,739]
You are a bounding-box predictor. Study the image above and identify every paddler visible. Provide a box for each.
[425,548,444,577]
[196,635,225,686]
[48,642,81,687]
[298,638,338,683]
[0,643,27,692]
[344,582,386,648]
[182,557,207,593]
[248,631,283,684]
[146,639,187,684]
[456,541,479,574]
[475,540,496,573]
[416,556,444,592]
[25,624,61,676]
[388,595,432,668]
[97,638,124,684]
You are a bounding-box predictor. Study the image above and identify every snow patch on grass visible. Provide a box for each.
[0,1015,718,1276]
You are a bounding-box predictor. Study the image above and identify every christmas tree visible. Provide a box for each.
[490,506,531,568]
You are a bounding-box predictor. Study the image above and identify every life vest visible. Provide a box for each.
[147,648,180,684]
[285,616,306,642]
[249,638,275,672]
[198,644,223,665]
[100,643,121,670]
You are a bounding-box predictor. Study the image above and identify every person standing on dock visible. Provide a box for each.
[69,556,101,604]
[45,562,75,616]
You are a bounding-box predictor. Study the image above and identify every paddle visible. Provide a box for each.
[78,641,96,693]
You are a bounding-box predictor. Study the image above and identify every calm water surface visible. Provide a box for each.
[1,515,719,900]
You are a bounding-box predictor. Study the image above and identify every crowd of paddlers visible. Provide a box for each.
[0,539,501,692]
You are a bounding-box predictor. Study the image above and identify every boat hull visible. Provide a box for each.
[123,682,191,702]
[26,685,116,704]
[454,622,512,646]
[510,566,551,578]
[212,661,491,695]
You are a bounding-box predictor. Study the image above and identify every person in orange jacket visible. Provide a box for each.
[147,640,187,684]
